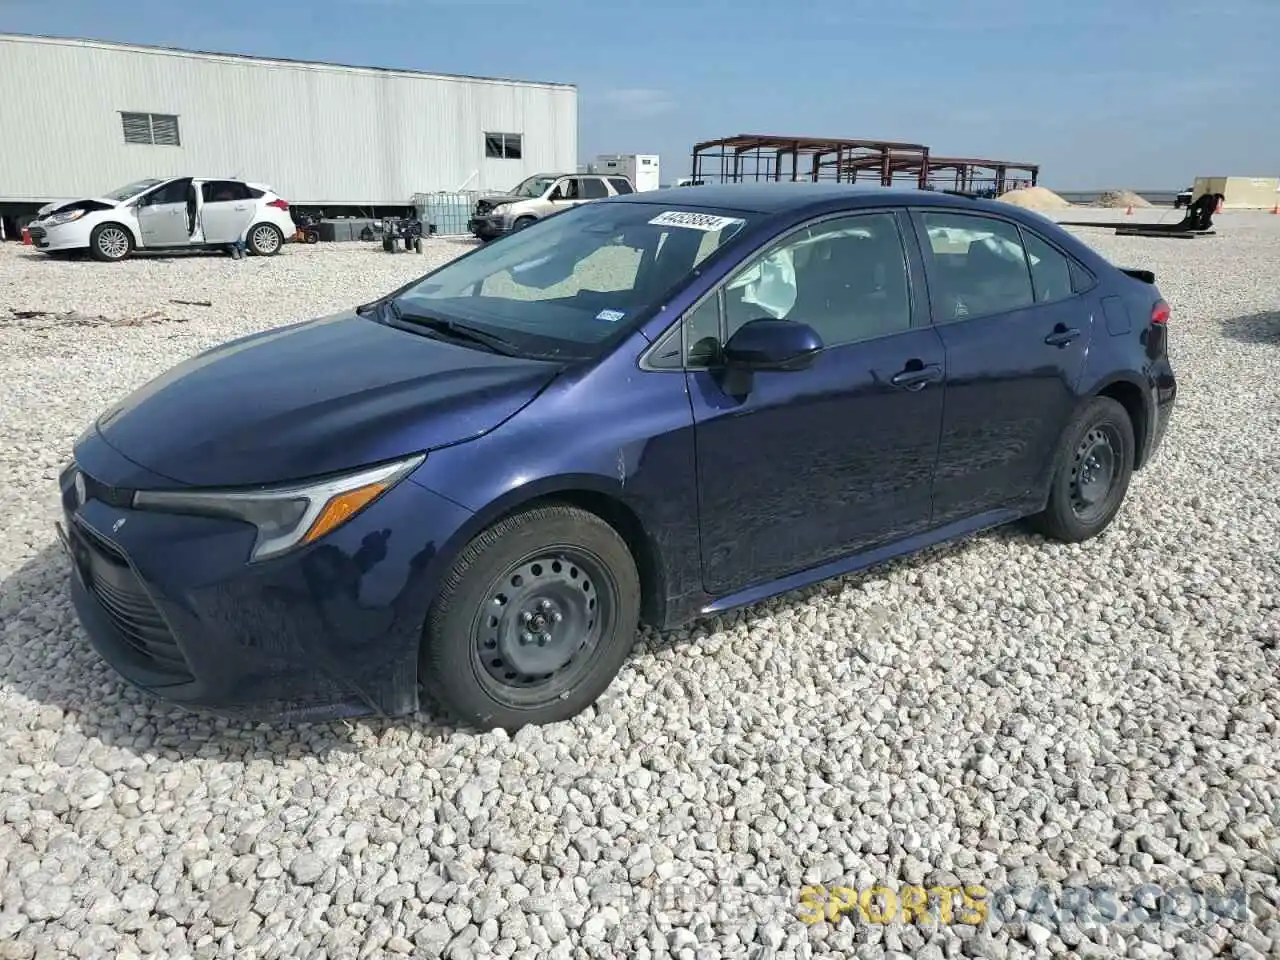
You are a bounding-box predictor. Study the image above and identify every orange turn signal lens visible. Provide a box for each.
[301,481,390,545]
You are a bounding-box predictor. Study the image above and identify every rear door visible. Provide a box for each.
[910,208,1095,524]
[136,178,198,247]
[198,179,256,244]
[683,210,947,596]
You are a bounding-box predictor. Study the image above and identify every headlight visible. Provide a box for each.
[132,454,425,562]
[491,204,510,219]
[45,208,87,226]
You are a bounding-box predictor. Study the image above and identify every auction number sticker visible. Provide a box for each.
[649,211,744,232]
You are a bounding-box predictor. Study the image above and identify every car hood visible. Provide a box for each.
[37,196,122,218]
[92,311,564,488]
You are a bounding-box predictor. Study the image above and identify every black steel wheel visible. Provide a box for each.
[1032,396,1135,542]
[422,504,640,730]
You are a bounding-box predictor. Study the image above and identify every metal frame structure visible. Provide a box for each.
[689,134,1039,197]
[841,154,1039,195]
[690,134,932,189]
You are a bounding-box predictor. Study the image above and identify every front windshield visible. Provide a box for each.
[508,175,557,199]
[391,202,751,359]
[102,179,163,201]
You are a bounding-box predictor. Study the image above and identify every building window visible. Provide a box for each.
[484,133,522,160]
[121,112,181,146]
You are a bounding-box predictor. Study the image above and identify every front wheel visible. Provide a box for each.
[1031,397,1135,542]
[512,216,536,232]
[89,223,133,262]
[247,223,283,256]
[422,505,641,731]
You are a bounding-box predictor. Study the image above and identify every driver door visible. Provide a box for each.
[136,178,201,247]
[684,210,947,597]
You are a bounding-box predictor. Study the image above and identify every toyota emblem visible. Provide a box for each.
[73,472,86,507]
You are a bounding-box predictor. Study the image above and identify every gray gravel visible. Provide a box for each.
[1,219,1278,960]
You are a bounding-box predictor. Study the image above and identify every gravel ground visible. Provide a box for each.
[1,220,1278,960]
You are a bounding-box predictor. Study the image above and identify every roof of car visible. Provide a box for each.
[609,182,1009,215]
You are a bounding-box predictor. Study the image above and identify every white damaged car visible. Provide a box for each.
[27,176,297,261]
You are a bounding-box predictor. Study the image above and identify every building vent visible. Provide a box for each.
[121,112,181,146]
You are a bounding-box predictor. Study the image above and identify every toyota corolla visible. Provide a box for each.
[58,184,1176,730]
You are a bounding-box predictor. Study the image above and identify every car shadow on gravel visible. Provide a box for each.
[1220,310,1280,345]
[2,522,1040,758]
[0,543,458,762]
[664,521,1039,643]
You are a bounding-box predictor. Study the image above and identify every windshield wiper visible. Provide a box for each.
[387,302,521,356]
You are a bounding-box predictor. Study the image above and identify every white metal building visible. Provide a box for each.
[0,33,578,209]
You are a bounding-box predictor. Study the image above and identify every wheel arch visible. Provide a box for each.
[438,475,669,629]
[92,217,142,245]
[1087,374,1151,468]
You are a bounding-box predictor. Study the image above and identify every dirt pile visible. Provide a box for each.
[996,186,1072,211]
[1097,190,1153,209]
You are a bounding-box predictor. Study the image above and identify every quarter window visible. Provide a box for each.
[1021,230,1075,304]
[722,213,913,348]
[484,133,523,159]
[608,177,634,195]
[918,212,1034,321]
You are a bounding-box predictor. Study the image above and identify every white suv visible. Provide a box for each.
[27,176,298,261]
[468,173,634,241]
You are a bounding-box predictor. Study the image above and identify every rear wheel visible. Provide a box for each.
[1031,397,1135,542]
[89,223,133,262]
[422,505,640,731]
[247,223,283,256]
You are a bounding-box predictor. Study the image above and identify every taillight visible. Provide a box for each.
[267,199,289,210]
[1151,300,1170,325]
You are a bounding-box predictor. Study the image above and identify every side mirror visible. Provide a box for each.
[722,318,823,372]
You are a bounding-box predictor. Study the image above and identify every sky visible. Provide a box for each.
[2,0,1276,189]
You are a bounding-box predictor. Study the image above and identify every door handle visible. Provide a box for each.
[890,362,943,391]
[1044,326,1081,347]
[233,205,247,211]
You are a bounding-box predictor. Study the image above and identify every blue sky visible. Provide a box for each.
[3,0,1276,189]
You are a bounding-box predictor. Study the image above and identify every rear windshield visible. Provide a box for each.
[392,202,751,359]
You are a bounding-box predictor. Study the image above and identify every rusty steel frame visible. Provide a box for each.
[690,134,932,189]
[841,154,1039,195]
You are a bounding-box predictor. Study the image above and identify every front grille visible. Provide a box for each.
[73,519,193,679]
[27,226,47,240]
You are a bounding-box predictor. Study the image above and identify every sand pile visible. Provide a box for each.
[1097,190,1153,209]
[996,186,1072,211]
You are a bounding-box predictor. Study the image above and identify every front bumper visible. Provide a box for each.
[26,222,92,252]
[468,215,509,240]
[59,430,475,722]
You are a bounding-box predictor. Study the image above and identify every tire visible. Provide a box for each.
[247,223,283,256]
[422,504,641,731]
[414,236,423,254]
[89,223,133,262]
[512,216,536,232]
[1031,397,1135,543]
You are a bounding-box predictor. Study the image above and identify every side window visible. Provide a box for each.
[608,177,634,195]
[918,212,1034,321]
[721,213,913,348]
[1021,230,1075,303]
[139,179,190,207]
[200,180,251,203]
[581,178,609,200]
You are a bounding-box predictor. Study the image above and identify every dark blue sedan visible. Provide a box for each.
[59,184,1176,729]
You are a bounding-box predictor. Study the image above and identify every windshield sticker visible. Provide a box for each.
[595,309,626,323]
[649,211,744,232]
